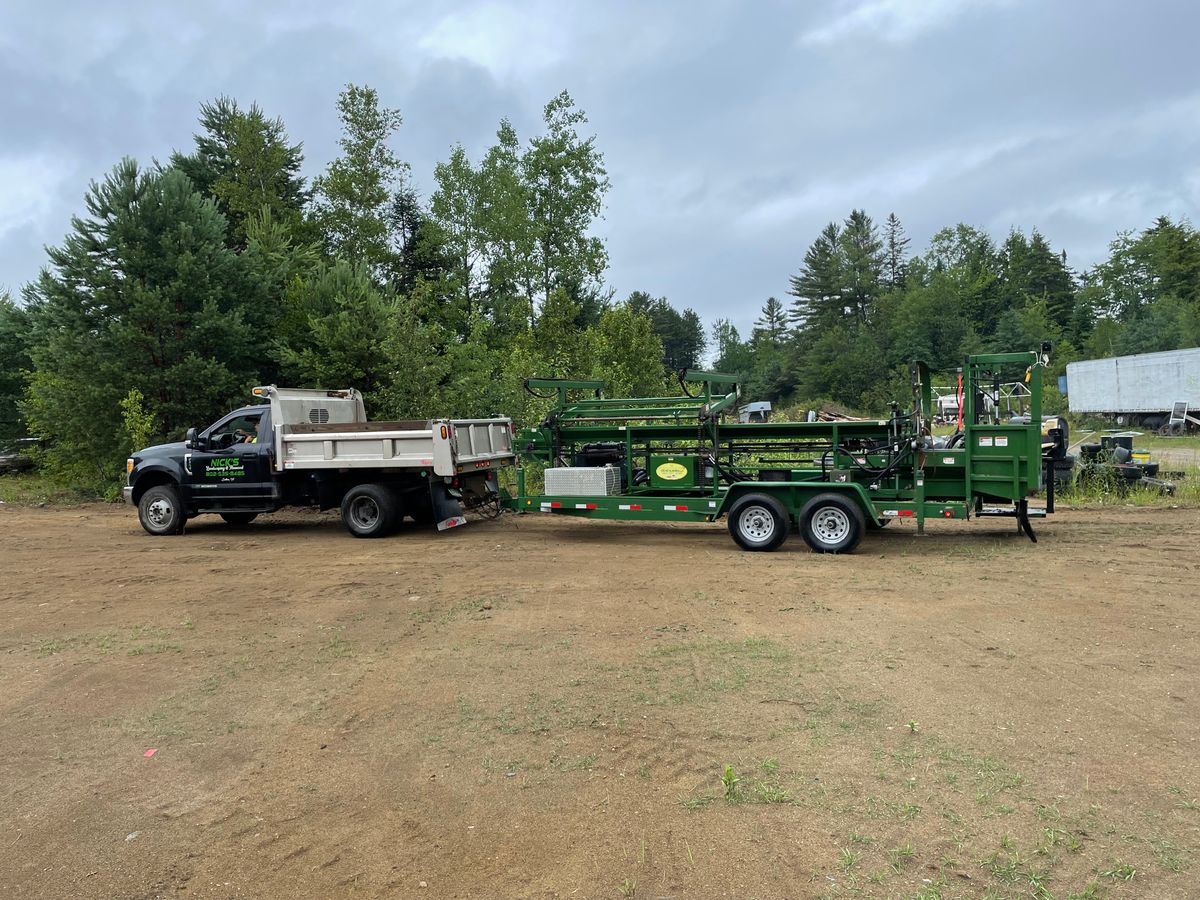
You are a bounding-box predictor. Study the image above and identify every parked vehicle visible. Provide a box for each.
[1066,348,1200,431]
[506,349,1058,553]
[0,438,46,474]
[124,386,514,537]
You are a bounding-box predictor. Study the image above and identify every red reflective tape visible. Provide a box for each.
[665,505,689,512]
[897,509,915,517]
[550,502,562,508]
[575,503,597,510]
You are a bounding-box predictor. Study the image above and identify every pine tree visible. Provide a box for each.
[788,222,843,329]
[753,296,788,346]
[23,159,259,489]
[883,212,910,291]
[0,292,31,443]
[172,97,308,249]
[839,209,885,323]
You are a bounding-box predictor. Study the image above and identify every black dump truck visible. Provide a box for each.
[124,386,514,538]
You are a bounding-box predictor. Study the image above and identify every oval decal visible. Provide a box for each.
[655,461,688,481]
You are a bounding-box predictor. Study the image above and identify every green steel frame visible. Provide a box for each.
[506,351,1052,549]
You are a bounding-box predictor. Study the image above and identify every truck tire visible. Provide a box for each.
[220,512,258,526]
[341,484,398,538]
[138,484,186,536]
[798,493,865,554]
[727,493,789,552]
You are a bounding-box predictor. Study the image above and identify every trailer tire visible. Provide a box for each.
[220,512,258,526]
[727,493,789,552]
[798,493,865,554]
[341,484,399,538]
[138,484,186,536]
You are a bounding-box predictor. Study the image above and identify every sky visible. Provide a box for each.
[2,0,1199,333]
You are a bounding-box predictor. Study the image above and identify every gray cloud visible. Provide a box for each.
[2,0,1197,334]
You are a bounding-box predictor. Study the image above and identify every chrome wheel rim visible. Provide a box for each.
[349,496,380,530]
[812,507,850,545]
[147,497,173,527]
[738,505,776,544]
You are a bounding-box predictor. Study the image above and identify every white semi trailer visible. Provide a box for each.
[1066,348,1200,429]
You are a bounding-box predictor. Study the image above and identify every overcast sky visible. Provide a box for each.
[3,0,1198,332]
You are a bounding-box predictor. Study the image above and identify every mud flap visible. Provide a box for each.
[430,482,466,532]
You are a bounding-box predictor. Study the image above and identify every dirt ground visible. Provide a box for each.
[1,503,1198,900]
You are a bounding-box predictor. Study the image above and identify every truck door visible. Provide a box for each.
[185,410,277,508]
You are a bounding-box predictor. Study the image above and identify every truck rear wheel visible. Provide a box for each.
[138,484,186,536]
[341,484,399,538]
[727,493,789,551]
[798,493,865,554]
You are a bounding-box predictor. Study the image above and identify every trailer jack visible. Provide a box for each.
[976,499,1038,543]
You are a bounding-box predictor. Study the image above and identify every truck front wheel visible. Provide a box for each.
[138,485,186,536]
[341,484,399,538]
[798,493,865,554]
[727,493,790,551]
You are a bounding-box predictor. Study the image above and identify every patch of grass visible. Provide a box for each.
[1098,861,1136,881]
[680,793,715,811]
[37,639,68,657]
[888,841,915,872]
[839,847,859,872]
[617,876,636,897]
[753,783,791,804]
[318,636,353,659]
[0,472,97,506]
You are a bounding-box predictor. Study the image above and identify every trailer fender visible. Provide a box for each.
[716,481,877,525]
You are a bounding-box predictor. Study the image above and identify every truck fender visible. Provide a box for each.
[129,462,185,504]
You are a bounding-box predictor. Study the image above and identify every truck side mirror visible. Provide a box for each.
[187,427,208,451]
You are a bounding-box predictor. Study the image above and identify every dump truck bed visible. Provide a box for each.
[276,418,514,476]
[254,386,514,476]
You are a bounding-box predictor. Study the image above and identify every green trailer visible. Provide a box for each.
[503,348,1061,553]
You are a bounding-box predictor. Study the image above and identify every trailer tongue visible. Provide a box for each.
[504,349,1057,553]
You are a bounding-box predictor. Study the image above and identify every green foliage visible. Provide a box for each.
[627,291,706,371]
[721,764,740,800]
[119,388,157,457]
[23,159,258,490]
[312,84,409,273]
[0,291,31,443]
[276,260,392,395]
[172,97,308,248]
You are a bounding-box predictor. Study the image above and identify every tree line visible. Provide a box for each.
[0,84,1197,493]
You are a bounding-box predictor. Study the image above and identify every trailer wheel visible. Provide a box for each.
[341,484,398,538]
[798,493,865,554]
[727,494,789,551]
[138,484,186,536]
[220,512,258,526]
